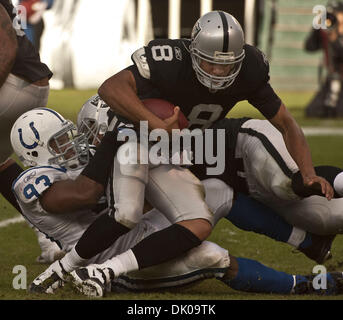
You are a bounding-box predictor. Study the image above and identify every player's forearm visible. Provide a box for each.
[98,70,168,130]
[0,5,18,88]
[270,103,316,180]
[40,176,104,214]
[281,121,316,179]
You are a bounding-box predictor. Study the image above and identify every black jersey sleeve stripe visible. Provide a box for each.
[218,11,229,52]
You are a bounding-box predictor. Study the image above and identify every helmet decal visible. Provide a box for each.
[192,21,201,40]
[218,11,229,52]
[18,122,40,149]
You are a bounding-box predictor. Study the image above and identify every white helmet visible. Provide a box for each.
[190,11,245,90]
[77,95,110,147]
[10,108,89,170]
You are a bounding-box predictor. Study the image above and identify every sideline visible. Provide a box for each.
[0,216,25,228]
[303,127,343,136]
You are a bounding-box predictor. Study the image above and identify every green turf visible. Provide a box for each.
[1,89,343,301]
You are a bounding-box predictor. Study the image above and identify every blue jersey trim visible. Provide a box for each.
[12,165,67,191]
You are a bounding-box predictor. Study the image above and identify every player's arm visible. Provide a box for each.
[41,129,127,214]
[269,103,334,200]
[0,3,18,88]
[98,65,179,133]
[39,175,103,214]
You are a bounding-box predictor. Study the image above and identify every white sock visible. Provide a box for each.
[334,172,343,196]
[60,246,88,272]
[287,227,306,248]
[100,249,139,277]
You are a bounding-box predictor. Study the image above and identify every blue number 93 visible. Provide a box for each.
[23,175,52,200]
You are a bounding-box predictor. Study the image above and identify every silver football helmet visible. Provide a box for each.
[77,95,110,147]
[10,108,89,170]
[190,11,245,90]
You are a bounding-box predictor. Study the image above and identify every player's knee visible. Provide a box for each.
[178,218,212,241]
[114,203,142,229]
[185,241,230,269]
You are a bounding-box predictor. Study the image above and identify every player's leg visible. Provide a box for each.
[34,227,66,264]
[1,79,50,189]
[227,192,333,264]
[221,255,343,295]
[109,241,229,293]
[40,166,216,295]
[0,75,49,212]
[130,165,214,267]
[237,119,341,238]
[275,195,343,235]
[72,242,343,297]
[65,141,149,262]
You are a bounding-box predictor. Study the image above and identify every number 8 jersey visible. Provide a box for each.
[128,39,282,130]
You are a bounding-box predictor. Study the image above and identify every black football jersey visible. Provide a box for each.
[128,38,281,130]
[0,0,52,82]
[189,117,250,193]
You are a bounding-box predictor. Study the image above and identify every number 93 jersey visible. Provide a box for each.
[12,166,99,252]
[129,39,282,130]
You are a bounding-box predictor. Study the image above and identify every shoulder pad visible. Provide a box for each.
[131,47,151,79]
[141,39,191,85]
[12,166,67,204]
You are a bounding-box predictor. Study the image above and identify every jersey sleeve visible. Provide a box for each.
[241,45,282,119]
[12,166,67,205]
[125,64,159,98]
[129,39,189,93]
[247,82,282,119]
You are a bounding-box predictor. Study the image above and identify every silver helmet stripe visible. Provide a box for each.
[218,11,229,52]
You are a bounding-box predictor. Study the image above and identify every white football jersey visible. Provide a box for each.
[12,165,101,252]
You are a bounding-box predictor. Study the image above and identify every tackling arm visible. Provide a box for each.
[39,175,103,214]
[269,103,334,200]
[0,4,18,88]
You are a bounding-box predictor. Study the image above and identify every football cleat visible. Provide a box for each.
[28,260,68,294]
[298,234,335,264]
[70,265,115,297]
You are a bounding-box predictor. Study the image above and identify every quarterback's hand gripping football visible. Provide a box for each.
[163,106,181,134]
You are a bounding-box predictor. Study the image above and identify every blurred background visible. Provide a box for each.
[13,0,343,121]
[13,0,326,91]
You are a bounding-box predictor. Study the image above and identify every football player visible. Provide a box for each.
[0,0,64,263]
[98,10,333,201]
[78,95,339,262]
[10,107,343,297]
[59,11,335,291]
[9,107,218,294]
[198,117,343,236]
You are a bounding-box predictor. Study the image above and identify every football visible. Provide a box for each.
[142,98,189,130]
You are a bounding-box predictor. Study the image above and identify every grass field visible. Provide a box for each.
[1,89,343,302]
